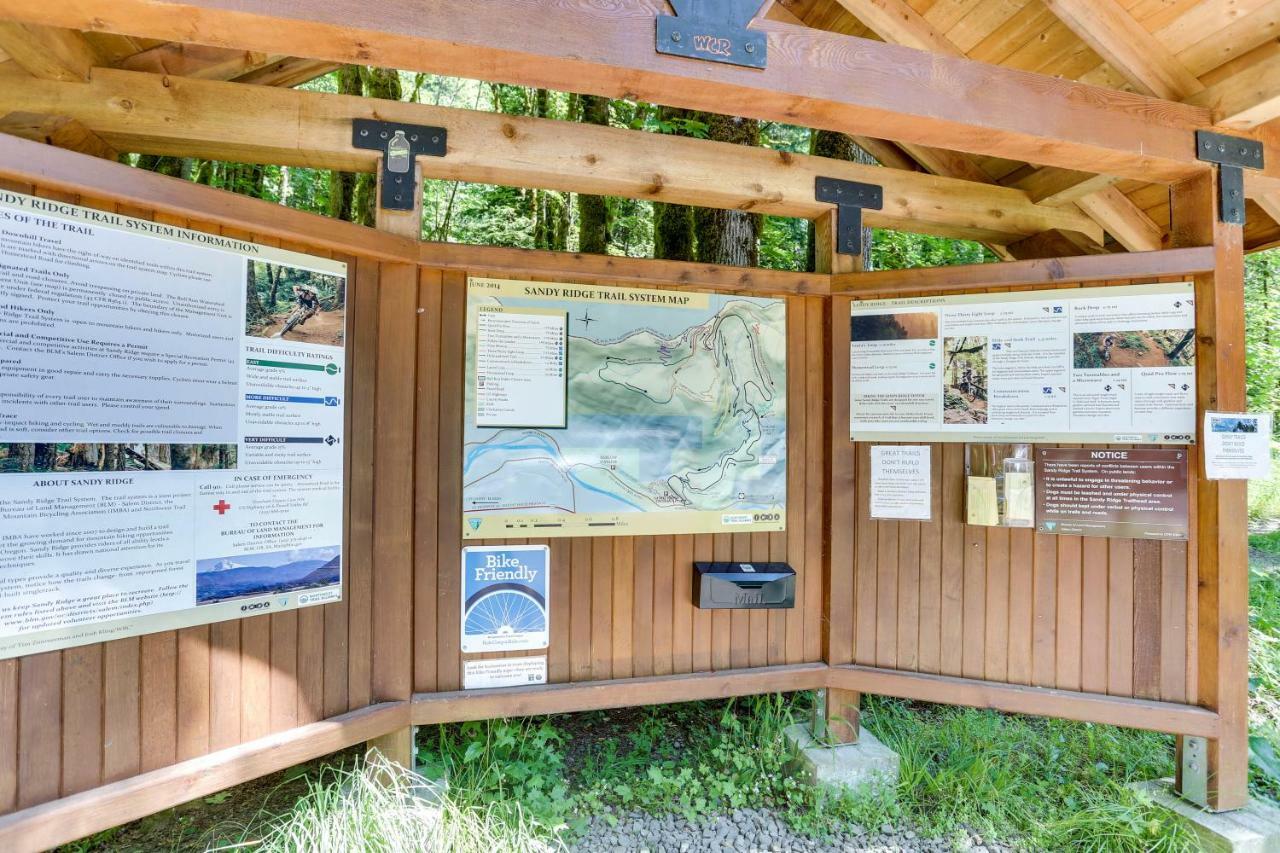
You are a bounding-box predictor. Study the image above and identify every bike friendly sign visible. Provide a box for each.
[460,545,550,652]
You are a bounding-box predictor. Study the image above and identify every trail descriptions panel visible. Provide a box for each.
[0,190,345,659]
[849,283,1196,443]
[464,277,786,538]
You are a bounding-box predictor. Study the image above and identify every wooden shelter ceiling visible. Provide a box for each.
[0,0,1276,253]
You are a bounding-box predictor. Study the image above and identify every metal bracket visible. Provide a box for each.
[656,0,768,69]
[1195,130,1263,226]
[1178,735,1208,808]
[351,119,447,211]
[815,176,883,258]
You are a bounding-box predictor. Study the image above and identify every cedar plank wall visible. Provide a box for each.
[0,177,384,812]
[0,175,829,813]
[414,270,828,693]
[831,274,1195,706]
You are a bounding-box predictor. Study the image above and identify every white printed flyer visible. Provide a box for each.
[849,283,1196,443]
[0,190,346,659]
[1204,411,1273,480]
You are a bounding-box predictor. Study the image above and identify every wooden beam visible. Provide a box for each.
[0,0,1243,190]
[118,43,281,80]
[828,665,1221,737]
[1257,193,1280,227]
[0,702,411,853]
[1188,52,1280,130]
[1171,170,1250,812]
[831,246,1215,295]
[234,57,340,87]
[420,241,824,297]
[1074,185,1166,252]
[0,68,1103,245]
[1041,0,1204,101]
[0,131,418,261]
[832,0,960,55]
[0,112,116,159]
[413,663,828,724]
[0,23,99,81]
[1006,168,1120,205]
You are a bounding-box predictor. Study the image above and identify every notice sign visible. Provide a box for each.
[1035,448,1188,540]
[463,656,548,690]
[464,277,786,539]
[0,190,346,660]
[1204,412,1273,480]
[849,283,1196,444]
[870,445,931,520]
[461,545,550,653]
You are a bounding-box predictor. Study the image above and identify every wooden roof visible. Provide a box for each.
[0,0,1276,253]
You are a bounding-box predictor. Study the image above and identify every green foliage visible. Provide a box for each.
[862,696,1195,850]
[1251,446,1280,523]
[1249,555,1280,800]
[1245,250,1280,432]
[871,229,996,270]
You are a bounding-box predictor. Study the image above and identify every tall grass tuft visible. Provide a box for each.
[227,753,559,853]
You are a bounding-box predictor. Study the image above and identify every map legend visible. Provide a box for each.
[474,306,568,428]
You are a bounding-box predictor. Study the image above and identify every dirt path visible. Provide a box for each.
[1098,332,1170,368]
[260,308,346,347]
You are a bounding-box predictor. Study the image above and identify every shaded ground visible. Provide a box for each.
[258,308,346,347]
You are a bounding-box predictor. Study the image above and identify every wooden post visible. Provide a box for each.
[817,209,862,743]
[365,161,422,771]
[1170,169,1250,811]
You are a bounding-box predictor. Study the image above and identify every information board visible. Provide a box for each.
[849,283,1196,443]
[1035,448,1189,539]
[0,190,346,659]
[464,277,786,538]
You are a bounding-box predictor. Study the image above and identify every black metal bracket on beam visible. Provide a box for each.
[1195,129,1263,226]
[656,0,768,69]
[815,176,883,258]
[351,119,447,211]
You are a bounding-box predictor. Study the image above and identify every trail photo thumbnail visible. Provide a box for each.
[196,545,341,605]
[851,311,939,342]
[246,259,346,347]
[943,336,988,425]
[0,443,237,474]
[1072,329,1195,369]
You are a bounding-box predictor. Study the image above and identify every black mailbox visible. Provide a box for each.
[693,562,795,609]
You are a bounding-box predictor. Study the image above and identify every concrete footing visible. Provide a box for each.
[783,723,900,794]
[1135,780,1280,852]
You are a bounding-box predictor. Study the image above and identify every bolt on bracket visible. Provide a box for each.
[351,119,447,212]
[1195,130,1263,226]
[815,176,883,258]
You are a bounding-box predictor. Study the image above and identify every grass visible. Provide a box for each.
[1250,442,1280,524]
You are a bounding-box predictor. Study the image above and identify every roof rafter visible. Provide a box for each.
[1188,52,1280,129]
[0,67,1103,245]
[1040,0,1204,101]
[0,22,100,81]
[119,43,282,81]
[823,0,1165,253]
[0,0,1253,191]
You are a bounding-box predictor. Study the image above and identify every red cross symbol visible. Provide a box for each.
[213,500,232,515]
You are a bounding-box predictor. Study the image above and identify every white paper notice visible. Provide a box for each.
[474,306,567,428]
[870,445,932,520]
[1204,412,1273,480]
[463,656,548,689]
[849,283,1196,443]
[0,190,346,659]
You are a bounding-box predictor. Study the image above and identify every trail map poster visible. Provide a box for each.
[849,283,1196,443]
[0,190,345,659]
[463,277,787,538]
[461,545,549,653]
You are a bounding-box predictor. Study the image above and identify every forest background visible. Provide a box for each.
[127,66,1280,508]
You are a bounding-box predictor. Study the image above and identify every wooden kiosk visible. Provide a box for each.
[0,1,1275,848]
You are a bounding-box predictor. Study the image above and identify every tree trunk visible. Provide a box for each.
[577,95,611,255]
[12,444,34,473]
[693,113,760,266]
[806,130,875,271]
[327,66,364,222]
[653,107,699,262]
[32,443,56,472]
[169,445,194,471]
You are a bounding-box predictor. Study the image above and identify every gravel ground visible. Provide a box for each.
[568,807,1015,853]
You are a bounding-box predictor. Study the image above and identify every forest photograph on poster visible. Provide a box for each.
[1071,328,1196,369]
[0,443,237,473]
[245,259,347,347]
[943,336,988,425]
